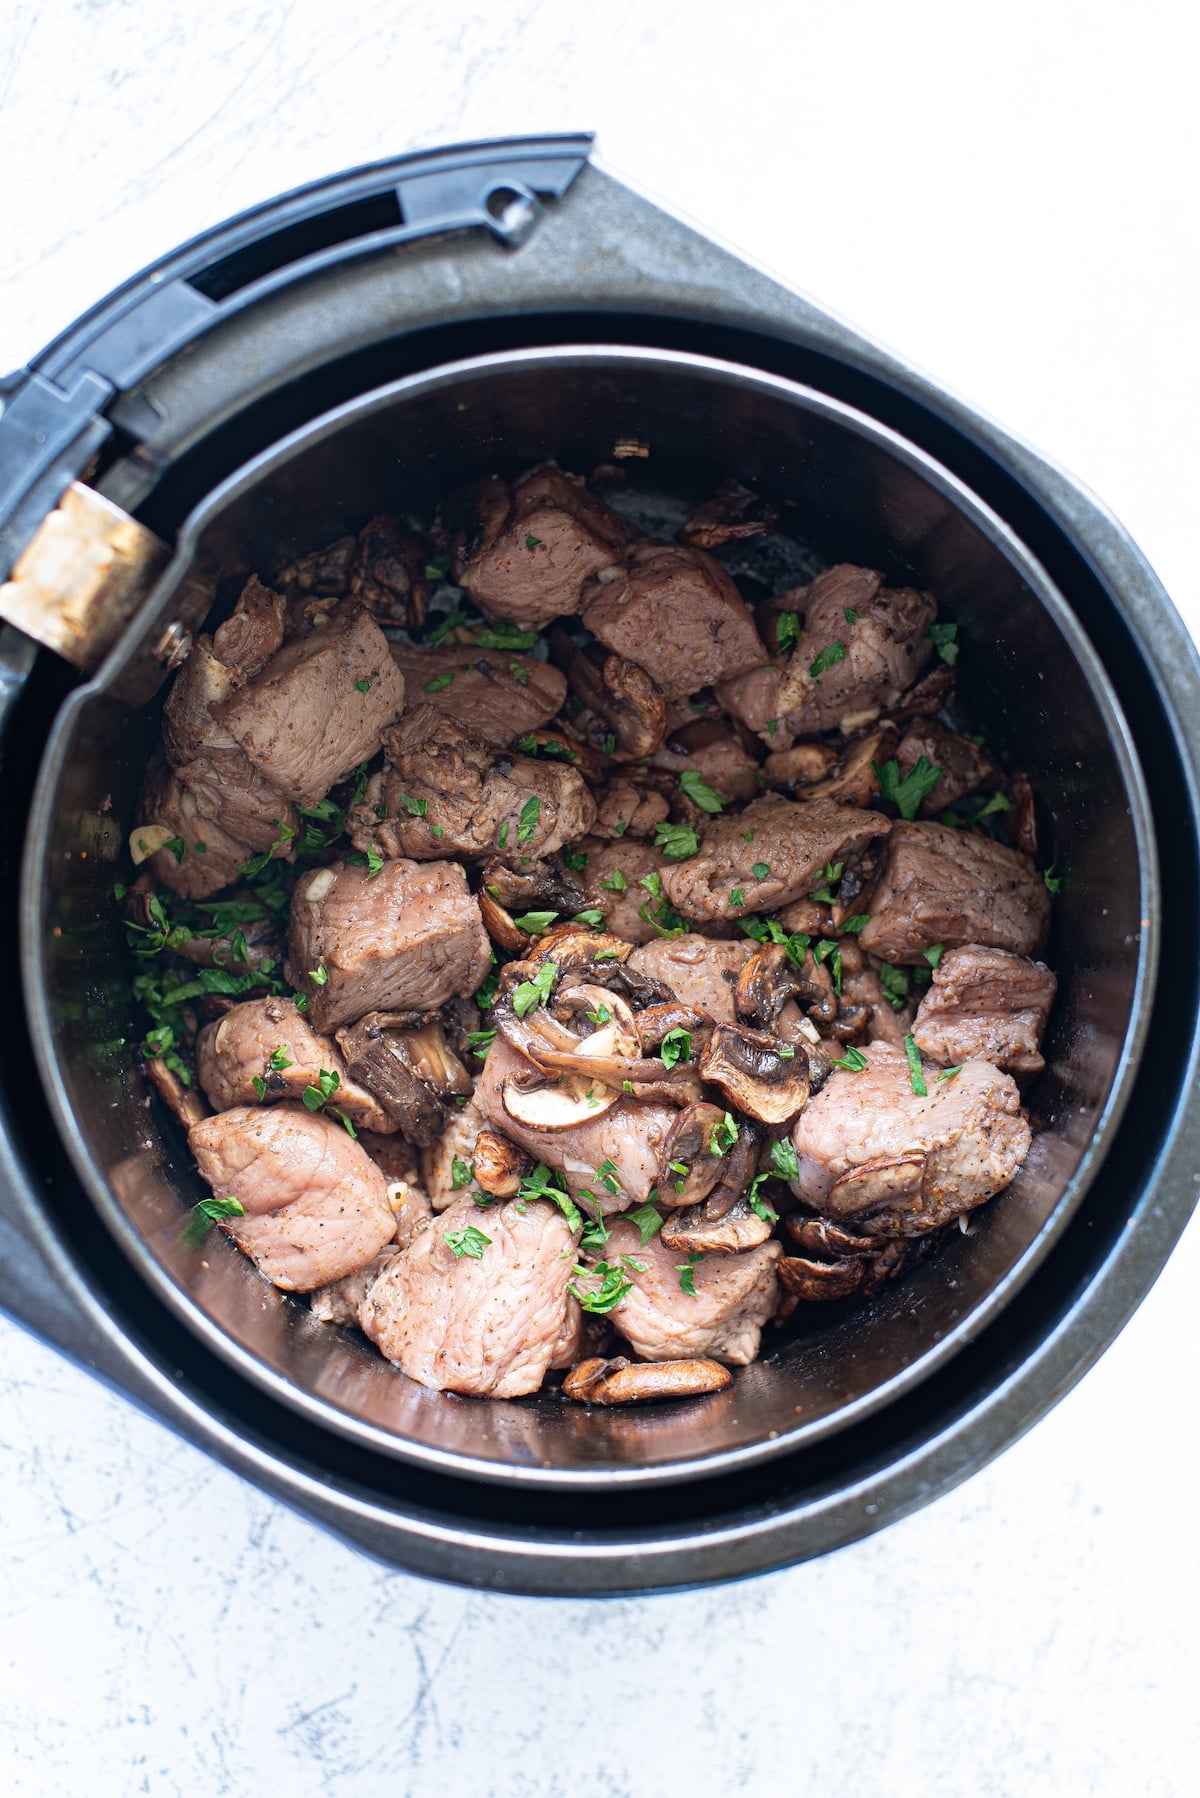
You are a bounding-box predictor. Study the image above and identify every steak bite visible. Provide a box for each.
[717,564,935,745]
[216,607,407,807]
[388,643,566,748]
[661,794,891,924]
[649,710,761,806]
[347,515,431,629]
[420,1091,487,1209]
[136,751,296,901]
[591,776,672,842]
[309,1246,404,1327]
[359,1190,577,1397]
[581,542,768,701]
[475,1037,676,1213]
[580,1218,781,1366]
[351,703,596,862]
[286,857,491,1033]
[627,935,753,1024]
[912,944,1057,1074]
[188,1104,396,1290]
[450,463,639,630]
[195,995,396,1132]
[788,1042,1031,1235]
[859,821,1050,963]
[210,575,287,679]
[575,837,672,945]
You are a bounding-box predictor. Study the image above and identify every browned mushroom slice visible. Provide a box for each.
[482,855,589,919]
[550,984,641,1056]
[678,480,779,549]
[144,1055,209,1130]
[562,1355,733,1405]
[523,925,632,972]
[472,1128,536,1197]
[1006,769,1038,857]
[568,648,667,762]
[519,726,609,787]
[762,742,839,792]
[636,1003,712,1053]
[478,888,529,953]
[735,942,837,1031]
[776,1254,865,1315]
[823,1153,928,1222]
[698,1024,811,1125]
[785,1214,882,1257]
[889,661,956,721]
[833,838,887,926]
[799,724,900,809]
[655,1102,734,1209]
[334,1016,473,1146]
[661,1194,774,1256]
[348,516,432,628]
[500,1065,620,1130]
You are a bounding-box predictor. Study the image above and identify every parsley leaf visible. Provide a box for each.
[809,859,844,903]
[676,1252,704,1297]
[745,1173,778,1223]
[444,1225,491,1259]
[518,1162,582,1231]
[923,943,945,969]
[769,1138,799,1181]
[573,908,604,929]
[809,640,846,678]
[976,791,1012,820]
[1043,864,1065,895]
[873,755,943,820]
[729,886,746,909]
[660,1027,692,1070]
[466,1028,496,1056]
[832,1045,868,1072]
[399,794,428,816]
[751,861,770,879]
[601,867,628,891]
[180,1193,245,1248]
[709,1111,740,1156]
[678,770,725,814]
[655,821,700,860]
[929,621,959,666]
[904,1033,928,1097]
[451,1155,475,1191]
[516,795,541,844]
[625,1201,664,1246]
[571,1260,633,1314]
[512,959,557,1018]
[423,672,455,692]
[937,1065,963,1081]
[354,678,372,693]
[840,913,870,934]
[594,1157,622,1195]
[513,909,559,934]
[309,963,329,987]
[474,623,538,651]
[525,534,542,549]
[562,846,589,871]
[508,661,530,687]
[302,1067,341,1112]
[776,611,801,651]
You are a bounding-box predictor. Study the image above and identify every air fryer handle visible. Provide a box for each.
[0,134,594,586]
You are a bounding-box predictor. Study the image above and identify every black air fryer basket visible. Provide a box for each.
[0,136,1196,1595]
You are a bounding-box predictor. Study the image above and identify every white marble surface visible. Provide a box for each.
[2,3,1199,1793]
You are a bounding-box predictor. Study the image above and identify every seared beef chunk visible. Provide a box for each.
[662,794,890,924]
[912,944,1057,1074]
[161,637,242,766]
[574,837,673,945]
[335,1015,473,1146]
[360,1190,576,1397]
[210,576,286,679]
[188,1104,395,1290]
[348,516,431,628]
[274,536,356,606]
[649,711,761,806]
[591,776,671,841]
[216,607,407,807]
[581,542,767,701]
[789,1043,1030,1235]
[309,1246,405,1326]
[839,963,914,1047]
[717,565,935,745]
[138,752,296,901]
[475,1037,676,1213]
[859,821,1050,963]
[895,718,1002,816]
[286,858,491,1033]
[678,479,779,549]
[388,643,566,747]
[450,463,639,629]
[352,704,596,861]
[579,1219,781,1366]
[627,935,753,1024]
[195,996,395,1132]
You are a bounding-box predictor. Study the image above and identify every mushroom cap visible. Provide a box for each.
[698,1023,811,1125]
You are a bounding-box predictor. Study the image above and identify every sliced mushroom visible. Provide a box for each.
[562,1356,733,1405]
[678,479,779,549]
[735,941,836,1031]
[1006,769,1038,857]
[519,726,608,786]
[699,1023,811,1125]
[500,1068,620,1130]
[478,887,529,953]
[636,1003,712,1053]
[335,1016,473,1146]
[524,925,632,971]
[785,1214,883,1258]
[568,648,667,762]
[660,1193,773,1255]
[762,742,839,792]
[701,1117,761,1221]
[823,1152,928,1223]
[890,661,956,721]
[481,855,589,918]
[776,1255,865,1316]
[800,723,899,809]
[472,1128,535,1197]
[833,838,886,924]
[654,1103,734,1210]
[144,1054,209,1130]
[550,984,641,1057]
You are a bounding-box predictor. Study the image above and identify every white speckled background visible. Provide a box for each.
[2,4,1198,1793]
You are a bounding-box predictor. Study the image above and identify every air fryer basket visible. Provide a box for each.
[21,347,1155,1486]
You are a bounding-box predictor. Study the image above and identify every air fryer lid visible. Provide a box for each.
[22,346,1155,1488]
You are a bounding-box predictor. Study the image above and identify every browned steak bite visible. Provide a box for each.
[474,1037,676,1213]
[388,643,566,747]
[216,607,407,807]
[591,776,672,842]
[578,1218,781,1366]
[420,1092,488,1209]
[581,541,768,701]
[286,857,491,1033]
[895,718,1002,816]
[137,751,296,901]
[912,944,1057,1074]
[359,1190,577,1397]
[627,935,753,1024]
[575,838,672,945]
[661,794,891,924]
[717,564,935,745]
[859,821,1050,963]
[195,995,396,1132]
[348,515,431,629]
[649,710,761,806]
[789,1042,1030,1235]
[450,463,640,629]
[210,575,287,679]
[352,703,596,861]
[188,1103,396,1290]
[309,1245,404,1326]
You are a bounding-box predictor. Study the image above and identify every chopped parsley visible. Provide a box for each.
[508,661,530,687]
[1043,864,1065,895]
[923,943,946,969]
[424,553,453,581]
[302,1067,341,1111]
[474,623,538,651]
[309,963,329,986]
[812,935,843,993]
[562,846,589,871]
[660,1027,692,1070]
[832,1045,869,1072]
[579,1210,611,1252]
[475,971,499,1009]
[878,962,910,1009]
[423,672,455,692]
[745,1173,778,1223]
[354,679,372,693]
[585,1002,612,1027]
[269,1044,293,1071]
[676,1252,704,1297]
[809,859,844,903]
[655,821,700,860]
[769,1138,799,1181]
[709,1111,740,1156]
[516,795,541,844]
[251,1075,266,1100]
[937,1065,963,1081]
[776,611,801,651]
[497,820,509,849]
[512,959,557,1018]
[637,869,687,939]
[513,909,559,934]
[626,1201,664,1246]
[976,791,1012,820]
[601,867,628,891]
[844,607,859,624]
[162,837,187,865]
[466,1028,496,1056]
[236,817,296,880]
[525,534,542,549]
[840,914,870,934]
[451,1155,475,1191]
[571,1261,633,1314]
[904,1033,928,1097]
[873,755,943,820]
[180,1193,245,1248]
[808,640,846,679]
[929,621,959,666]
[518,1163,582,1232]
[573,908,604,929]
[594,1157,622,1195]
[444,1225,491,1259]
[399,794,429,817]
[678,770,725,814]
[729,886,746,909]
[600,733,616,757]
[751,861,770,880]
